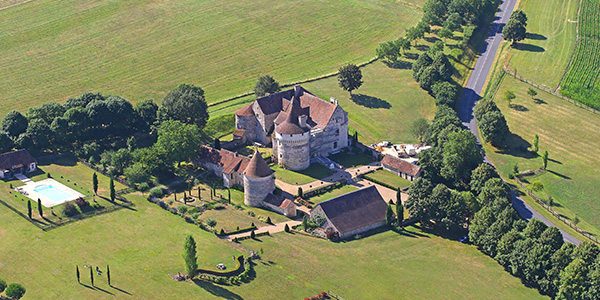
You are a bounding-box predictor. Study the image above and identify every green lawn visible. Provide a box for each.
[271,163,333,185]
[484,75,600,238]
[237,227,547,299]
[200,206,266,232]
[329,152,375,168]
[227,189,290,224]
[506,0,579,88]
[0,156,127,225]
[0,0,425,119]
[364,169,412,189]
[305,184,358,204]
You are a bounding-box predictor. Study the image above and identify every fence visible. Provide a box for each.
[503,68,600,114]
[514,176,599,244]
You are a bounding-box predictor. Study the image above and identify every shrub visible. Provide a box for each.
[5,283,26,299]
[149,187,164,198]
[75,197,90,210]
[137,182,150,191]
[206,218,217,228]
[266,216,272,224]
[167,200,174,205]
[284,224,290,232]
[0,278,6,293]
[191,212,201,219]
[62,202,79,217]
[177,205,188,215]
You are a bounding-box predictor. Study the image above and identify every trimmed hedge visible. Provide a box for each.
[232,231,270,242]
[216,224,257,237]
[197,255,245,277]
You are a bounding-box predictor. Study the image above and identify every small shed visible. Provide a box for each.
[381,154,421,181]
[0,149,37,179]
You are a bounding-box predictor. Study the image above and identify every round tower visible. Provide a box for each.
[234,103,257,142]
[243,150,275,207]
[274,90,310,171]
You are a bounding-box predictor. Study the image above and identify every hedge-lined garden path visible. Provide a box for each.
[275,162,382,196]
[225,220,301,241]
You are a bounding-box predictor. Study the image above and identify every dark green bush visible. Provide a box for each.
[149,187,164,198]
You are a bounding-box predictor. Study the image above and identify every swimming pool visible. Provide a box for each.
[34,184,75,203]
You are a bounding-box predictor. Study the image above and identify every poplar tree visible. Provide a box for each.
[183,235,198,278]
[27,200,32,219]
[92,173,98,194]
[37,199,43,217]
[109,178,115,201]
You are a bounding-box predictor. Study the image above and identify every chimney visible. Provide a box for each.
[298,115,307,128]
[330,97,338,105]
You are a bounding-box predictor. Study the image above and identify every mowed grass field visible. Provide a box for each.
[237,228,546,299]
[506,0,579,88]
[0,0,424,118]
[484,75,600,237]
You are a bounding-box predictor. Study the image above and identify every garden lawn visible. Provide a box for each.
[0,0,425,118]
[200,206,266,233]
[236,227,547,299]
[0,155,127,225]
[0,193,244,299]
[484,75,600,238]
[506,0,579,88]
[305,184,358,204]
[271,163,333,186]
[364,169,412,189]
[329,152,375,168]
[227,189,290,224]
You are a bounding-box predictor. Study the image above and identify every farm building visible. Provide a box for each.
[381,154,421,181]
[234,85,349,170]
[310,185,388,240]
[0,149,37,179]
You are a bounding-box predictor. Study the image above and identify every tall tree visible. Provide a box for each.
[27,200,32,218]
[503,18,527,45]
[510,9,528,26]
[532,134,539,153]
[396,192,404,225]
[432,81,458,106]
[254,75,281,97]
[134,99,158,129]
[470,163,499,195]
[542,150,549,169]
[37,199,43,217]
[437,27,453,43]
[441,129,483,185]
[76,265,80,283]
[183,235,198,278]
[2,110,28,137]
[410,118,429,143]
[109,177,116,202]
[159,84,209,130]
[92,173,98,195]
[527,88,538,99]
[386,204,395,225]
[155,120,202,166]
[478,110,510,147]
[26,102,66,124]
[337,64,363,94]
[0,131,14,153]
[556,259,588,300]
[5,283,26,300]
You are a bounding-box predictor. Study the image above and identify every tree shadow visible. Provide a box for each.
[192,279,244,300]
[494,133,536,159]
[549,158,563,165]
[547,170,571,180]
[514,43,545,52]
[533,98,547,104]
[424,36,441,43]
[510,104,529,111]
[111,285,132,295]
[383,60,413,70]
[414,44,430,51]
[93,286,115,295]
[403,53,419,60]
[350,94,391,109]
[526,33,547,40]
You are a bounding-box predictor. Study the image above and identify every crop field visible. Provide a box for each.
[507,0,579,88]
[560,0,600,109]
[0,0,425,118]
[485,75,600,238]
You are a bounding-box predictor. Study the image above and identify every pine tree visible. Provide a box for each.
[183,235,198,278]
[37,199,43,217]
[76,265,80,283]
[396,200,404,226]
[92,173,98,194]
[107,265,111,286]
[109,178,115,202]
[302,215,308,231]
[27,200,32,219]
[284,224,290,232]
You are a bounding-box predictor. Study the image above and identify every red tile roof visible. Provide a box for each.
[280,199,295,209]
[195,146,250,175]
[381,155,421,177]
[234,103,254,116]
[244,150,274,178]
[233,129,246,137]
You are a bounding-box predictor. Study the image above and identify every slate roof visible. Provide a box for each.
[314,185,387,237]
[0,149,36,170]
[381,155,421,177]
[194,146,250,175]
[244,150,274,178]
[263,193,284,207]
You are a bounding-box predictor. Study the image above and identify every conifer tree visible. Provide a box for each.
[109,177,115,201]
[27,200,32,219]
[92,173,98,194]
[183,235,198,278]
[37,199,43,217]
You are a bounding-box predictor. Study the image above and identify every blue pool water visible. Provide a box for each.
[34,184,73,203]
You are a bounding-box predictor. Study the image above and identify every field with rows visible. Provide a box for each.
[560,0,600,109]
[0,0,424,119]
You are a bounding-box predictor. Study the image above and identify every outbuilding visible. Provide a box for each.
[0,149,37,179]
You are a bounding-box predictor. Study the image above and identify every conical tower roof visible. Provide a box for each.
[276,86,308,135]
[244,150,274,178]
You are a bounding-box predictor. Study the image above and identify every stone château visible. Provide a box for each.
[234,85,349,170]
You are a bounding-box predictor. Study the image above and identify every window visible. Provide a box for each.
[333,142,338,149]
[335,129,339,135]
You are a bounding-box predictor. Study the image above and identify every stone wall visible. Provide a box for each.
[275,131,310,171]
[339,220,386,239]
[243,175,275,207]
[235,114,257,142]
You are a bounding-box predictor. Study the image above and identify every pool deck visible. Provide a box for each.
[16,178,85,208]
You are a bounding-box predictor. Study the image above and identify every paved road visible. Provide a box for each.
[458,0,580,245]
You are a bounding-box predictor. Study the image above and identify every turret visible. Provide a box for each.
[243,151,275,207]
